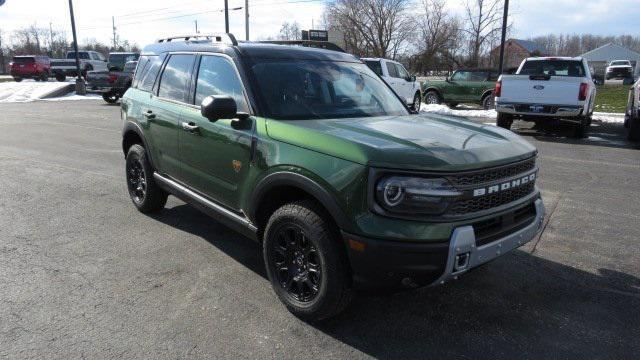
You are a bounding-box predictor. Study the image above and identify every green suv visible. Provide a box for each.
[423,69,498,109]
[121,35,545,320]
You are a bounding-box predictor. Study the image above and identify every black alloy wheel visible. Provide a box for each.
[271,224,322,303]
[127,157,147,205]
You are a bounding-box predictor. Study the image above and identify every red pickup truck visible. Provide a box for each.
[9,55,51,82]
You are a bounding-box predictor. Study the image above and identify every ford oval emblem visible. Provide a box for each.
[533,85,545,90]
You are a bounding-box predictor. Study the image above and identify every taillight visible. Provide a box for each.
[495,80,502,97]
[108,74,118,84]
[578,83,588,101]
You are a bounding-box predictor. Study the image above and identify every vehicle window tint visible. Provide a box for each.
[488,72,499,81]
[519,60,585,77]
[139,56,163,92]
[13,57,35,64]
[67,52,90,60]
[470,71,489,81]
[158,54,195,102]
[364,61,383,76]
[195,55,248,112]
[132,56,151,88]
[395,64,409,79]
[451,71,471,81]
[386,62,399,78]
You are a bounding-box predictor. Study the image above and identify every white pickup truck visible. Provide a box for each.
[50,51,108,81]
[362,57,423,111]
[495,57,596,138]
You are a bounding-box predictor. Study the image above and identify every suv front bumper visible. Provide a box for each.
[343,198,545,291]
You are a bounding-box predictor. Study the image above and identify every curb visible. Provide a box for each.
[40,83,75,99]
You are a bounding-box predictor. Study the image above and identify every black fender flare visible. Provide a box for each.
[248,171,351,230]
[481,89,494,100]
[122,121,156,169]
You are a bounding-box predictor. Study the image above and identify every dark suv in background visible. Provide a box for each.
[9,55,51,82]
[423,69,499,109]
[121,34,545,320]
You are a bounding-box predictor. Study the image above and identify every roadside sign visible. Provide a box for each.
[302,30,328,42]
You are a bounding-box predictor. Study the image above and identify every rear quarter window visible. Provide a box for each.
[364,61,383,76]
[137,56,164,92]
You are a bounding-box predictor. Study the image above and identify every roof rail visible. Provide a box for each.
[157,33,238,46]
[256,40,345,53]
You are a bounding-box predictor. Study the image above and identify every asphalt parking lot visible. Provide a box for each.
[1,100,639,359]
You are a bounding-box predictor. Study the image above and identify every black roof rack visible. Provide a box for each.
[255,40,345,53]
[156,33,238,46]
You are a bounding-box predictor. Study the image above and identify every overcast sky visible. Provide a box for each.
[0,0,638,48]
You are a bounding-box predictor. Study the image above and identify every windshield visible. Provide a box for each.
[109,53,140,70]
[610,61,630,66]
[249,60,409,120]
[518,60,585,77]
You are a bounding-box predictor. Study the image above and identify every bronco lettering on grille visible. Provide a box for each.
[472,173,536,197]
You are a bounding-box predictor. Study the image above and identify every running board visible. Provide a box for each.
[153,173,258,241]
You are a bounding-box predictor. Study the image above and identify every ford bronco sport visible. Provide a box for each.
[121,34,545,321]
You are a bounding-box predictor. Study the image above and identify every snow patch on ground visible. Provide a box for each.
[41,93,102,101]
[420,103,625,123]
[0,80,73,103]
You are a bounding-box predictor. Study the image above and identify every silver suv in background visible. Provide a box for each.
[362,58,422,111]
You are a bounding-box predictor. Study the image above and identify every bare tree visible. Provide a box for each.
[326,0,411,59]
[412,0,461,73]
[463,0,504,67]
[278,21,302,41]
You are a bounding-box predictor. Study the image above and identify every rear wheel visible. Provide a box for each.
[263,201,353,321]
[55,73,66,82]
[13,77,22,82]
[102,91,119,104]
[628,116,640,142]
[424,90,441,105]
[482,93,495,110]
[573,116,590,138]
[125,144,168,213]
[496,113,513,130]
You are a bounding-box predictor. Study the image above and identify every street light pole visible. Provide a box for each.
[224,0,230,33]
[245,0,249,40]
[497,0,509,74]
[68,0,86,95]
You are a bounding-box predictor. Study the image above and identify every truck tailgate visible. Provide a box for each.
[500,75,582,106]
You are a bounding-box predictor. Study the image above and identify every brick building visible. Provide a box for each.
[490,39,548,71]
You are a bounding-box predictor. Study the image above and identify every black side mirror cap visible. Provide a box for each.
[409,75,416,82]
[201,95,238,122]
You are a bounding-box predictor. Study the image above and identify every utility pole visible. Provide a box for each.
[497,0,509,74]
[112,16,117,49]
[0,30,4,75]
[68,0,86,95]
[245,0,249,40]
[195,20,199,34]
[49,22,54,56]
[224,0,229,33]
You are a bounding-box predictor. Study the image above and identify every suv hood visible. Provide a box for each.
[265,114,536,171]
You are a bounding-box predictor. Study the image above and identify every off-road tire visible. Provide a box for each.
[497,113,513,130]
[13,77,23,82]
[55,73,66,82]
[263,201,353,321]
[125,144,168,213]
[424,90,441,105]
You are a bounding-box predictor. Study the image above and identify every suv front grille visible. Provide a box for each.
[450,182,536,216]
[446,157,536,187]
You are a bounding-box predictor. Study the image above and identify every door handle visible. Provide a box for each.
[143,110,156,120]
[181,121,199,133]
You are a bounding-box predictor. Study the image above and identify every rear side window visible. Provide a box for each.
[469,71,489,81]
[364,61,383,76]
[158,54,196,102]
[138,56,163,92]
[194,55,248,111]
[519,60,585,77]
[67,52,90,60]
[386,62,399,78]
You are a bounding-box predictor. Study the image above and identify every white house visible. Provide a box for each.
[581,43,640,78]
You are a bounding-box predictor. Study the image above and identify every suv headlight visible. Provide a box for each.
[375,176,461,215]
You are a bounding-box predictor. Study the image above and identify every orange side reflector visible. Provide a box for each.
[348,239,366,252]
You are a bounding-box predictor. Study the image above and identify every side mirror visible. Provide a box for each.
[445,76,450,83]
[409,75,416,82]
[201,95,249,122]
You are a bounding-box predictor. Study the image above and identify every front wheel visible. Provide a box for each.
[496,113,513,130]
[628,116,640,142]
[263,201,353,321]
[125,144,168,213]
[411,92,421,111]
[424,90,441,105]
